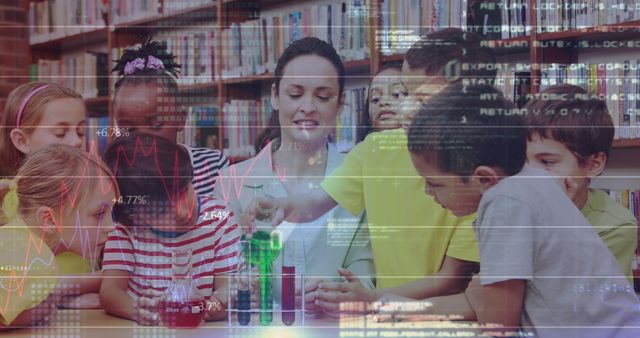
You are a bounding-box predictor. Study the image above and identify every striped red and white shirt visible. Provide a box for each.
[102,196,241,301]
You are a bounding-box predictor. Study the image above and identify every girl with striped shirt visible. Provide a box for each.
[110,39,229,197]
[100,133,240,325]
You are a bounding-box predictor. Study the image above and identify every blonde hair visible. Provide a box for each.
[0,144,119,226]
[0,82,84,176]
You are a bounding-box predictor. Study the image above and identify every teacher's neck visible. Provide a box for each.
[273,139,328,176]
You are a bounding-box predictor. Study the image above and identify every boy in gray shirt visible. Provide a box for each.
[406,83,640,337]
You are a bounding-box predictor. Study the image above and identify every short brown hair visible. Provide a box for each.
[524,84,614,163]
[405,28,496,82]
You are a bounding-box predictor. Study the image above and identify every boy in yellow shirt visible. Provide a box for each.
[524,84,638,281]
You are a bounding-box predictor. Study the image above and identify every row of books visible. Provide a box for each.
[606,189,640,273]
[222,98,273,158]
[110,0,213,25]
[468,0,530,40]
[30,52,109,99]
[495,70,533,108]
[337,87,367,152]
[539,62,640,140]
[221,0,371,79]
[536,0,640,32]
[28,0,106,44]
[178,106,220,148]
[85,115,110,154]
[379,0,466,55]
[155,30,219,85]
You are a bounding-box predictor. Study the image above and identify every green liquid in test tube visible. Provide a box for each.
[259,238,273,325]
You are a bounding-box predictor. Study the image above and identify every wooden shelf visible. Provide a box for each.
[613,139,640,149]
[381,53,404,64]
[220,58,372,85]
[30,27,108,50]
[222,0,298,7]
[179,82,219,93]
[221,72,274,85]
[111,3,218,33]
[344,58,373,75]
[537,20,640,42]
[85,96,109,106]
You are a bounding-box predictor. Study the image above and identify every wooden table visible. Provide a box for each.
[7,310,486,337]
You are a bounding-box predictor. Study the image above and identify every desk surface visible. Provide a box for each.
[7,310,487,338]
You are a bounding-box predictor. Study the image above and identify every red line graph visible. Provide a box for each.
[0,141,116,317]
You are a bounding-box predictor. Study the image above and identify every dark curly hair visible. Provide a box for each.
[112,37,182,103]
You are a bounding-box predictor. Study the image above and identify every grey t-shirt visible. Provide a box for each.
[474,165,640,338]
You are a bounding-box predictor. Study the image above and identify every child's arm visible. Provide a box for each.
[57,271,102,294]
[243,190,338,231]
[100,270,160,326]
[375,256,478,300]
[374,292,476,322]
[206,276,230,321]
[57,271,102,309]
[464,275,525,335]
[314,257,477,313]
[0,293,58,329]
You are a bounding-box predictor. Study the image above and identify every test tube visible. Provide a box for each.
[259,238,273,325]
[237,242,251,326]
[281,240,296,325]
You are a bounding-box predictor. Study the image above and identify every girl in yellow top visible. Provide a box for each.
[0,144,118,328]
[0,82,101,308]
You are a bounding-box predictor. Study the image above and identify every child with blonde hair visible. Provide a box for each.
[0,81,103,308]
[0,144,118,328]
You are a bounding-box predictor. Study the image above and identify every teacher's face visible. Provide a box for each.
[271,54,342,147]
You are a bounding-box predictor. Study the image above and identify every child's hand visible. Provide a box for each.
[134,289,162,326]
[373,294,433,323]
[296,277,328,313]
[230,267,260,309]
[59,293,101,309]
[205,290,228,321]
[241,197,286,234]
[313,269,377,314]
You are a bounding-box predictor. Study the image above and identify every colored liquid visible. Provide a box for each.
[281,266,296,325]
[237,289,251,326]
[259,241,273,326]
[158,299,205,329]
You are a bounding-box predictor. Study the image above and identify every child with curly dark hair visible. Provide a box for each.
[112,38,228,196]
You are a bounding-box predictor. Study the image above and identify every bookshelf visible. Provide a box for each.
[25,0,640,150]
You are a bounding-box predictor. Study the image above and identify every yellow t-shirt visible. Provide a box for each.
[321,129,479,289]
[55,252,94,275]
[0,218,58,325]
[0,181,93,276]
[582,189,638,282]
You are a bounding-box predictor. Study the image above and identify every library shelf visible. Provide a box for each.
[219,58,372,85]
[85,96,109,106]
[111,3,218,33]
[30,27,108,50]
[221,72,274,85]
[537,20,640,42]
[612,139,640,149]
[179,82,219,93]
